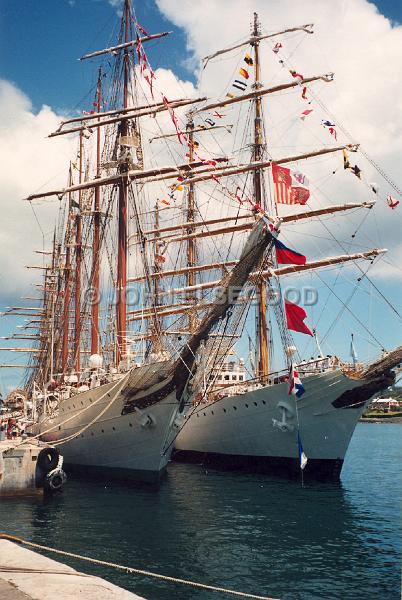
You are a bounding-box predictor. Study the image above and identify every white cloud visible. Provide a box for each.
[1,0,402,376]
[0,80,75,298]
[108,0,123,14]
[153,0,402,276]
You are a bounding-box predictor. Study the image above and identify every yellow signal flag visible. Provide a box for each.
[244,53,253,66]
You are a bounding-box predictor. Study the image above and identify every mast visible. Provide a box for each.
[252,12,269,382]
[74,131,83,374]
[49,231,57,381]
[61,165,73,372]
[91,68,102,356]
[186,116,197,333]
[116,0,130,365]
[151,202,163,354]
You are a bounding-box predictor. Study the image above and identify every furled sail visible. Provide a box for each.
[173,218,275,393]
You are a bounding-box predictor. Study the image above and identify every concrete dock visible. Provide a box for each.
[0,439,66,495]
[0,540,145,600]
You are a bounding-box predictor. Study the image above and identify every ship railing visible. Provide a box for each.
[201,356,343,401]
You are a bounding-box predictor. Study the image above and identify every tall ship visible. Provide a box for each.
[1,6,401,482]
[172,15,402,479]
[0,2,276,480]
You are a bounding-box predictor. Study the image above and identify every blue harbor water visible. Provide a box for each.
[0,422,400,600]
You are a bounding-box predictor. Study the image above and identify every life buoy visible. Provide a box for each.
[37,447,60,473]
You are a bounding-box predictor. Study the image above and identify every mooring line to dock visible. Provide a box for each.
[12,372,130,451]
[0,534,278,600]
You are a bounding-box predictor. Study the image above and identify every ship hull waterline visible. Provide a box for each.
[173,370,373,481]
[34,364,180,483]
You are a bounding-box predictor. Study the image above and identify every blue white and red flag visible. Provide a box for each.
[274,238,306,265]
[288,363,305,398]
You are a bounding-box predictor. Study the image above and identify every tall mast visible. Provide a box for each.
[62,165,73,373]
[186,116,197,333]
[49,230,58,381]
[74,131,83,374]
[91,68,102,356]
[116,0,130,364]
[151,202,163,354]
[252,12,269,381]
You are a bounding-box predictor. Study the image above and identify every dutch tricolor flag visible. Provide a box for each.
[288,363,305,398]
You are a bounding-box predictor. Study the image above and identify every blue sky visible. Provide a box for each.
[0,0,399,112]
[0,0,191,112]
[0,0,401,394]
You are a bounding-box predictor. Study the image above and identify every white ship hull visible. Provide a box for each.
[174,370,374,479]
[36,362,180,482]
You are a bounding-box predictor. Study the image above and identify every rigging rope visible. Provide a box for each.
[0,534,277,600]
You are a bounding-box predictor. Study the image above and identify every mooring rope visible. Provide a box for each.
[12,372,130,451]
[0,534,278,600]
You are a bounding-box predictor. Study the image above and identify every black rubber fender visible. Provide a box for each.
[37,447,60,473]
[44,469,67,493]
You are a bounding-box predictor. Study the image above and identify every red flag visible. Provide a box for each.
[301,86,308,100]
[387,195,399,209]
[274,239,306,265]
[290,69,304,81]
[272,164,310,205]
[162,95,183,144]
[300,109,313,121]
[329,127,337,140]
[285,300,313,336]
[133,19,149,37]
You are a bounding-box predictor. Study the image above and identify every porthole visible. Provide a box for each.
[262,400,266,405]
[81,401,84,406]
[112,426,116,431]
[203,412,206,416]
[101,429,105,433]
[223,408,227,413]
[233,406,237,410]
[245,404,249,408]
[254,402,258,406]
[211,410,214,415]
[129,423,133,428]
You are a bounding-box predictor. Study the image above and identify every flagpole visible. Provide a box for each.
[313,328,323,358]
[288,362,307,485]
[351,333,357,369]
